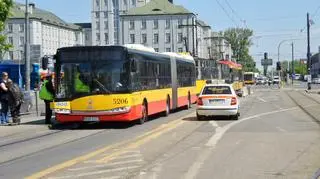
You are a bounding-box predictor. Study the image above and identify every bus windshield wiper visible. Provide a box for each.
[93,78,112,94]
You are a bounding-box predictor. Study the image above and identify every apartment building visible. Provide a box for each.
[1,3,84,62]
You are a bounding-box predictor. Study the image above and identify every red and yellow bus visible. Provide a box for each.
[51,45,197,124]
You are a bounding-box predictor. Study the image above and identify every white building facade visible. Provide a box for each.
[1,3,84,62]
[121,0,197,54]
[91,0,151,45]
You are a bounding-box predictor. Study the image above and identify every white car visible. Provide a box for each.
[196,84,240,120]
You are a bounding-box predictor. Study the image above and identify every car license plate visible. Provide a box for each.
[209,99,225,104]
[83,117,99,122]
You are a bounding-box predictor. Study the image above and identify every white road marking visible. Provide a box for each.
[276,127,287,132]
[184,106,299,179]
[209,120,219,128]
[257,97,267,102]
[114,153,142,160]
[48,166,140,179]
[68,159,144,171]
[102,150,140,157]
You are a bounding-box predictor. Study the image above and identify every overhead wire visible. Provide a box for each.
[215,0,239,27]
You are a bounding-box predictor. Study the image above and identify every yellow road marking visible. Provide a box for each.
[96,120,186,163]
[26,112,194,179]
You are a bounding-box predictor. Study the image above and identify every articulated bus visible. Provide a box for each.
[51,45,197,124]
[244,72,255,85]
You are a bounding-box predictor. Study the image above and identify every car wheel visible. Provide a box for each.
[196,113,204,120]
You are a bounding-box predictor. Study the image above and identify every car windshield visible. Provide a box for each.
[202,86,232,95]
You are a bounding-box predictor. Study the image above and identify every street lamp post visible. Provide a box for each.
[25,0,30,91]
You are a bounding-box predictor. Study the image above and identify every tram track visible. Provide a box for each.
[285,90,320,125]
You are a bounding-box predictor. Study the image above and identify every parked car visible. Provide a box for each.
[312,78,320,84]
[256,77,266,85]
[196,84,240,120]
[273,76,280,84]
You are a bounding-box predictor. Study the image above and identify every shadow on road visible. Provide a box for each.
[183,116,234,121]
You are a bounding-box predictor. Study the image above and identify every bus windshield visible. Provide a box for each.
[56,59,130,99]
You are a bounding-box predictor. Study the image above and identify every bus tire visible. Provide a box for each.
[187,92,191,109]
[164,97,170,116]
[138,101,148,125]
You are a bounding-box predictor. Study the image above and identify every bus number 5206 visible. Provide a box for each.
[113,99,128,105]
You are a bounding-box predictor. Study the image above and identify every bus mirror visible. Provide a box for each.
[131,60,137,72]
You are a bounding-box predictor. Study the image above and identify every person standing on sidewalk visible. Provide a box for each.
[6,79,23,124]
[39,74,54,124]
[0,72,9,125]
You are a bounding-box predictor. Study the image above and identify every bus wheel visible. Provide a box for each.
[187,93,191,109]
[164,97,170,116]
[138,102,148,125]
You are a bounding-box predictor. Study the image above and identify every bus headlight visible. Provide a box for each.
[54,108,71,114]
[106,107,131,114]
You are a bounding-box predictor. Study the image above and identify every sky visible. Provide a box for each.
[15,0,320,70]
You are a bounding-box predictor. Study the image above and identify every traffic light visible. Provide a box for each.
[276,61,281,71]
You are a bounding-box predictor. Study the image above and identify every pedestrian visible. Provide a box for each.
[0,72,9,125]
[39,73,54,124]
[6,79,23,124]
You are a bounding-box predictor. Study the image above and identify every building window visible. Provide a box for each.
[129,20,135,30]
[131,0,135,6]
[96,33,100,41]
[104,21,108,29]
[95,12,100,18]
[104,33,109,44]
[165,33,171,43]
[153,20,158,29]
[96,21,100,30]
[104,12,108,18]
[154,48,159,52]
[8,37,13,45]
[19,51,23,60]
[141,20,146,29]
[165,19,170,29]
[178,33,183,43]
[166,48,171,52]
[130,34,135,44]
[104,0,107,6]
[153,33,159,44]
[19,36,24,46]
[141,33,147,44]
[85,34,89,41]
[9,51,13,60]
[178,48,183,52]
[124,0,128,5]
[178,19,183,28]
[8,24,13,33]
[96,0,99,6]
[19,24,24,32]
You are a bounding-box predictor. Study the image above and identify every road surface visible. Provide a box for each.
[1,84,320,179]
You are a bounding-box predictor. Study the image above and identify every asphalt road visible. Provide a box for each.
[1,84,320,179]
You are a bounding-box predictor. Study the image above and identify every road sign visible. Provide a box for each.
[261,58,273,66]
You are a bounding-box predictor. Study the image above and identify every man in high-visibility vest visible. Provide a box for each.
[74,69,90,93]
[39,74,54,124]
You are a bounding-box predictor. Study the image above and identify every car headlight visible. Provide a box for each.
[54,108,71,114]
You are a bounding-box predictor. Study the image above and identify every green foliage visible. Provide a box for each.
[223,28,257,72]
[281,60,307,75]
[0,0,13,58]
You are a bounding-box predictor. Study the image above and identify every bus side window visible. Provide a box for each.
[131,59,137,72]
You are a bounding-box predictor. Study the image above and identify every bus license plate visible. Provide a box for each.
[83,117,99,122]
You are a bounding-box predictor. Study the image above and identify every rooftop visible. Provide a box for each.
[123,0,193,16]
[10,2,81,30]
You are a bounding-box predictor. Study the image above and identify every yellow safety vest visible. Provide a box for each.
[74,72,90,93]
[39,80,54,101]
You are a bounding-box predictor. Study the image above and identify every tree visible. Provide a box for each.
[0,0,13,59]
[281,60,307,75]
[223,28,256,72]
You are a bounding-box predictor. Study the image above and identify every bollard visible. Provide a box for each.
[34,91,39,116]
[247,86,251,95]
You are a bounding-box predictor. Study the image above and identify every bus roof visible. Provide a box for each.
[57,45,195,64]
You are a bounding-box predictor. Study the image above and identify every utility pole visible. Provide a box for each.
[291,42,294,86]
[25,0,30,91]
[307,13,311,90]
